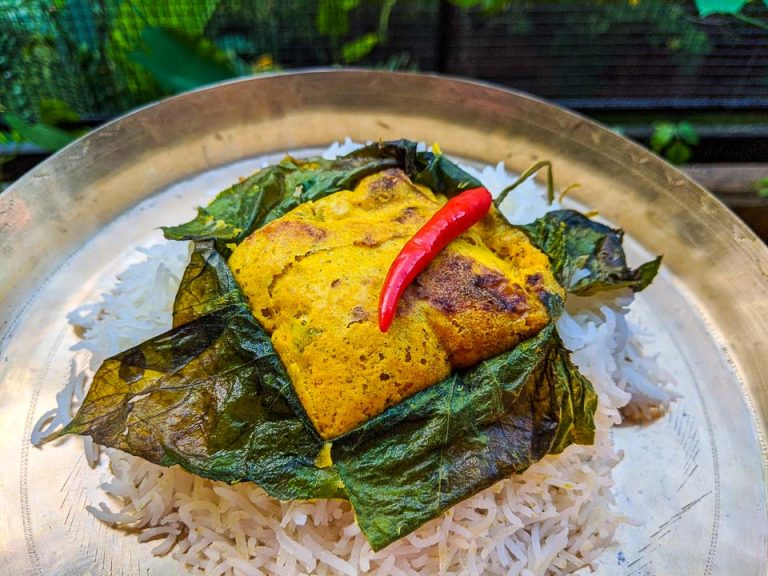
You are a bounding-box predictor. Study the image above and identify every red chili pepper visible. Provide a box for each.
[378,186,493,332]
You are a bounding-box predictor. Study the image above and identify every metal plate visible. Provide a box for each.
[1,70,766,575]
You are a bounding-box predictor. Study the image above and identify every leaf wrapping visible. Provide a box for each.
[54,241,343,500]
[332,325,597,549]
[49,141,659,551]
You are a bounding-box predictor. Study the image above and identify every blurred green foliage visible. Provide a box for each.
[447,0,515,10]
[0,125,22,169]
[0,0,422,161]
[649,121,700,164]
[128,27,236,93]
[0,0,414,125]
[755,177,768,198]
[0,0,767,167]
[3,113,76,150]
[317,0,398,63]
[341,32,379,63]
[695,0,768,29]
[695,0,750,16]
[0,97,80,169]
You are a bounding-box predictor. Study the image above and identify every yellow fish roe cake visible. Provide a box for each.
[229,169,563,439]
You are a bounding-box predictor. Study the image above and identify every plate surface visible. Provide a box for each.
[1,70,767,575]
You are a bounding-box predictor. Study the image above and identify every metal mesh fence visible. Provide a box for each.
[445,2,768,109]
[2,0,768,122]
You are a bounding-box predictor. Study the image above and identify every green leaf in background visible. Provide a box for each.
[522,209,661,296]
[754,177,768,198]
[0,132,21,170]
[648,121,697,164]
[695,0,750,16]
[676,121,700,145]
[128,27,235,93]
[341,33,379,63]
[113,0,221,38]
[37,98,79,126]
[0,130,22,145]
[650,122,676,152]
[447,0,484,8]
[332,324,596,551]
[104,0,224,101]
[447,0,513,10]
[2,112,75,151]
[317,0,358,37]
[665,140,692,164]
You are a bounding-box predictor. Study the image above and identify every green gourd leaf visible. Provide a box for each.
[521,209,661,296]
[45,241,343,501]
[332,324,597,550]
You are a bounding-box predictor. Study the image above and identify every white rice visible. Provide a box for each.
[32,140,676,575]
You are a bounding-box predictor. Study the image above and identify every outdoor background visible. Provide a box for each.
[1,0,766,237]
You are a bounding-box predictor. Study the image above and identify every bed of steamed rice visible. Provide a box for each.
[31,140,676,576]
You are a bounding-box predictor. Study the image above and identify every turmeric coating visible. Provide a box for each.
[229,168,564,439]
